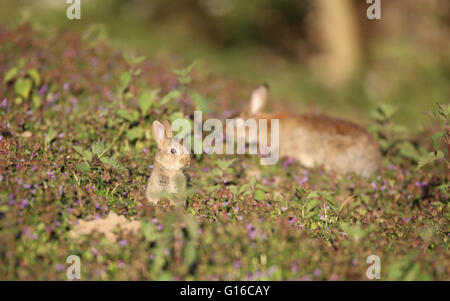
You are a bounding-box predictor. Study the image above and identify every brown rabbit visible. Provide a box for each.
[146,120,190,204]
[236,84,382,177]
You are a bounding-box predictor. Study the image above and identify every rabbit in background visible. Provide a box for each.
[235,84,382,177]
[146,120,190,204]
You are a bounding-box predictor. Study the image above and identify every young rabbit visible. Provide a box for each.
[146,120,190,204]
[236,84,382,177]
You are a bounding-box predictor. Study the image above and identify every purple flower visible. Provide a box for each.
[371,181,377,190]
[289,217,296,225]
[119,239,128,247]
[48,93,59,103]
[157,224,163,231]
[203,167,209,172]
[38,85,48,95]
[233,261,242,269]
[314,268,322,276]
[294,175,309,185]
[118,261,126,269]
[0,98,7,108]
[20,199,29,208]
[56,264,65,272]
[47,171,55,179]
[282,157,295,169]
[416,181,428,188]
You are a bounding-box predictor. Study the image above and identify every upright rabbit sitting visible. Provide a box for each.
[146,120,190,204]
[237,85,382,177]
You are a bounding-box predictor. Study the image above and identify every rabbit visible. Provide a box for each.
[146,120,190,204]
[234,84,382,177]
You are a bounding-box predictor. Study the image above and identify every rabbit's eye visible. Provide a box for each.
[170,148,177,154]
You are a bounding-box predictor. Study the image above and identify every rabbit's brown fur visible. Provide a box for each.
[239,85,382,177]
[146,120,190,204]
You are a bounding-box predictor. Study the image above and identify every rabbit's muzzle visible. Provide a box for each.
[180,156,190,167]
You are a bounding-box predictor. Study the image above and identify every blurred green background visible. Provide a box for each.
[1,0,449,127]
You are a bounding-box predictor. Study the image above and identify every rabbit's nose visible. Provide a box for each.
[180,157,190,166]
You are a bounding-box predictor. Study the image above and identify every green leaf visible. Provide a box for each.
[117,109,139,123]
[417,151,445,170]
[216,159,235,171]
[32,94,41,109]
[398,141,421,162]
[431,132,444,150]
[44,128,57,146]
[254,190,266,201]
[119,71,131,94]
[238,183,251,195]
[173,62,195,86]
[137,89,159,115]
[190,91,213,113]
[92,140,108,157]
[305,198,318,212]
[255,183,270,192]
[378,103,398,119]
[126,127,145,141]
[123,52,146,66]
[27,68,41,86]
[339,222,366,242]
[73,145,92,161]
[99,156,126,171]
[168,111,185,122]
[3,67,19,83]
[14,78,32,100]
[160,90,181,106]
[75,162,91,175]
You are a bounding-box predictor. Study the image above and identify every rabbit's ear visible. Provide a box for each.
[152,120,165,148]
[250,84,269,114]
[163,120,173,139]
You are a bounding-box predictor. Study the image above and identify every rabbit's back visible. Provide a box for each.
[274,113,382,176]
